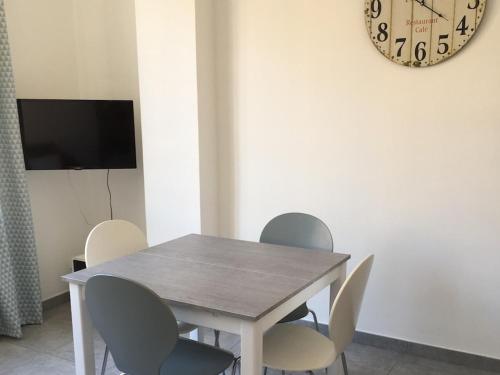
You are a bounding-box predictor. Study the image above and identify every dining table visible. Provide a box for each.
[62,234,350,375]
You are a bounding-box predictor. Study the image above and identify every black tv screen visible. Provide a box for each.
[17,99,137,170]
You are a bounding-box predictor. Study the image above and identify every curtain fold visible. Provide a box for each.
[0,0,42,338]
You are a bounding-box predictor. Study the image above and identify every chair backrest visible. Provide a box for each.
[329,255,374,355]
[85,220,148,267]
[260,212,333,251]
[85,275,179,375]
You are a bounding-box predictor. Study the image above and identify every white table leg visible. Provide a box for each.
[70,283,96,375]
[190,327,206,342]
[330,263,347,375]
[330,262,347,310]
[240,322,263,375]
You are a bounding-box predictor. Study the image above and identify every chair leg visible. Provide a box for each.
[263,367,267,375]
[309,309,320,332]
[101,346,109,375]
[341,352,349,375]
[215,329,221,347]
[230,356,240,375]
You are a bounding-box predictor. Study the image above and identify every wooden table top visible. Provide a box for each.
[62,234,350,321]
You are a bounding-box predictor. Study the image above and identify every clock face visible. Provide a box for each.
[365,0,486,67]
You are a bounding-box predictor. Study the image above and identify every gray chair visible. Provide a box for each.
[85,275,237,375]
[260,213,334,331]
[84,220,198,374]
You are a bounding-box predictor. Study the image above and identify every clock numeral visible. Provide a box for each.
[437,34,450,55]
[371,0,382,19]
[377,23,389,42]
[395,38,407,57]
[468,0,480,10]
[456,16,469,36]
[415,41,427,62]
[364,0,485,66]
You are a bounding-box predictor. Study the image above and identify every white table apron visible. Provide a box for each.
[69,262,347,375]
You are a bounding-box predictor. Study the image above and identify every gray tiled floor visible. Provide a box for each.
[0,304,497,375]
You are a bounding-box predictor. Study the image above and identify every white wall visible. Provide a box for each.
[5,0,145,300]
[135,0,203,245]
[215,0,500,359]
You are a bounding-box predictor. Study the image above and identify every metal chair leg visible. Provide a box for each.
[230,358,238,375]
[101,346,109,375]
[215,329,221,347]
[231,356,240,375]
[341,352,349,375]
[309,309,320,332]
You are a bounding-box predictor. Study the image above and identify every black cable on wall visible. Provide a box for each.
[106,169,113,220]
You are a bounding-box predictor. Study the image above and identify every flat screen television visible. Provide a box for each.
[17,99,137,170]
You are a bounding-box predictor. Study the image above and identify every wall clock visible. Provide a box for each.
[365,0,486,67]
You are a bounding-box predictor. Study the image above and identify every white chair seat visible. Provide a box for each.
[177,321,197,335]
[263,324,338,372]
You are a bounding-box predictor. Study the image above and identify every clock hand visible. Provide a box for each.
[415,0,449,21]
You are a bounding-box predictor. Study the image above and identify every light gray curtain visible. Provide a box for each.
[0,0,42,338]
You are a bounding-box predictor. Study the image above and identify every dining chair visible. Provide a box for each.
[85,220,148,268]
[85,275,237,375]
[260,212,334,331]
[262,255,375,375]
[85,220,197,374]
